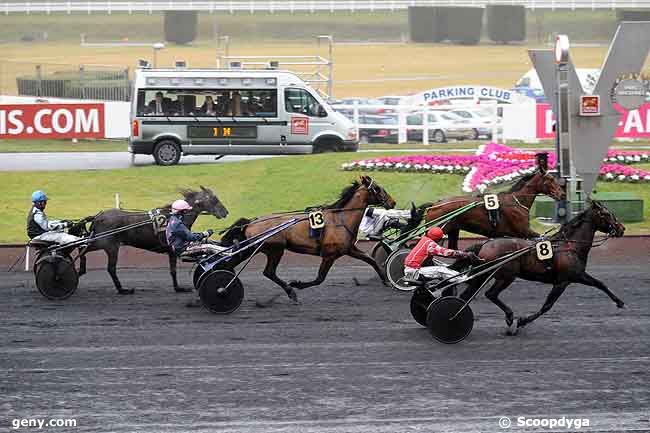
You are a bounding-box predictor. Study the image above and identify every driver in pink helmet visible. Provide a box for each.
[165,199,216,256]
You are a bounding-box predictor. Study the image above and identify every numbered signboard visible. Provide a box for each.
[308,211,325,229]
[536,240,554,261]
[152,214,168,233]
[483,194,500,210]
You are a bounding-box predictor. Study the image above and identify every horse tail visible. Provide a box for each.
[219,217,251,246]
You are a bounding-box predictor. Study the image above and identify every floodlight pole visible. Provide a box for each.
[152,42,165,68]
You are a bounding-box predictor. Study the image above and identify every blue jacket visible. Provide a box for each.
[165,214,204,254]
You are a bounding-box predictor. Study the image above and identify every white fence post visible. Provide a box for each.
[397,107,407,144]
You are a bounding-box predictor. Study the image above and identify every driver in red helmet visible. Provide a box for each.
[404,227,477,285]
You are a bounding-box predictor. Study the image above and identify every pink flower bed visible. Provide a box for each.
[341,143,650,192]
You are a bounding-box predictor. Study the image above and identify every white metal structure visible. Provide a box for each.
[4,1,650,14]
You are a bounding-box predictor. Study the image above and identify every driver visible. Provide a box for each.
[27,190,80,244]
[403,227,478,285]
[166,199,222,256]
[359,206,415,240]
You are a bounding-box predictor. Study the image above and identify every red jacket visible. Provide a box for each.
[404,237,463,269]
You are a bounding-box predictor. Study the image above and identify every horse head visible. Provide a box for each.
[360,175,396,209]
[180,186,229,219]
[590,200,625,237]
[534,171,566,201]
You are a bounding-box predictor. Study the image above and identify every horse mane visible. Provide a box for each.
[508,171,538,192]
[320,180,361,209]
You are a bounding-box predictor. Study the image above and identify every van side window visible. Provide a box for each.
[284,88,324,117]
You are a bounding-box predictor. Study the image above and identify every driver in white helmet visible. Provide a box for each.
[166,199,225,256]
[27,190,81,245]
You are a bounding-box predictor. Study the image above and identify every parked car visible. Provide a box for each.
[334,97,385,118]
[406,111,474,143]
[449,108,495,140]
[358,114,399,144]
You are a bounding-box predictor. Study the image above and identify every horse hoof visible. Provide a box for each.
[117,288,134,295]
[289,280,303,290]
[288,292,300,305]
[616,301,625,309]
[506,318,519,336]
[174,286,194,293]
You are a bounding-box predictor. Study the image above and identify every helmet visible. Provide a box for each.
[426,227,444,241]
[171,199,192,214]
[31,190,48,202]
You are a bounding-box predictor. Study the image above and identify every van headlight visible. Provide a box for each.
[347,128,358,140]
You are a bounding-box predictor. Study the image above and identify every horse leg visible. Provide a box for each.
[262,249,299,303]
[169,253,192,293]
[575,272,625,308]
[346,244,387,283]
[517,282,569,329]
[105,245,133,295]
[483,276,518,333]
[289,255,338,290]
[447,228,460,250]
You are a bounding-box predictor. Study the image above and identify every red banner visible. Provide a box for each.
[536,102,650,139]
[291,117,309,135]
[0,103,105,139]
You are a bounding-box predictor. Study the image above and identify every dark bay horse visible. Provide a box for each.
[78,187,228,294]
[422,170,566,249]
[457,201,625,333]
[220,176,396,303]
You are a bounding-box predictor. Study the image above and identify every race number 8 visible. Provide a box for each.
[536,240,553,261]
[483,194,500,210]
[153,214,168,233]
[308,211,325,229]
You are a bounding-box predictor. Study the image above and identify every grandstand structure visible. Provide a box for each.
[2,0,650,14]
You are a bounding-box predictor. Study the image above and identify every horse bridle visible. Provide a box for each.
[365,180,392,208]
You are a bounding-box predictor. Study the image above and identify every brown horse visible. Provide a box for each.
[457,200,625,333]
[220,176,396,303]
[78,187,228,294]
[422,170,566,249]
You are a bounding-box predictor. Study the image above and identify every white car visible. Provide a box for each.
[450,108,495,140]
[407,110,474,143]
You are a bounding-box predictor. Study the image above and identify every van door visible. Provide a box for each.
[282,88,332,148]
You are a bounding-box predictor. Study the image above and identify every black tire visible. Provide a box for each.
[410,287,434,327]
[313,137,343,153]
[386,249,414,292]
[432,129,446,143]
[359,135,369,145]
[370,242,392,267]
[153,139,182,166]
[35,254,79,300]
[193,266,205,289]
[426,296,474,344]
[198,269,244,314]
[472,128,480,140]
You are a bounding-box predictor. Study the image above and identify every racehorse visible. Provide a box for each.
[421,169,566,250]
[77,187,228,294]
[220,176,396,303]
[456,200,625,333]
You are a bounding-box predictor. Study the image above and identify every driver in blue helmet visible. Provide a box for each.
[27,190,80,244]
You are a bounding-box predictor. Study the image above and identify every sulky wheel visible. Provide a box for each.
[193,266,205,289]
[386,249,414,292]
[410,287,434,327]
[198,269,244,314]
[370,242,392,267]
[426,296,474,344]
[34,254,78,300]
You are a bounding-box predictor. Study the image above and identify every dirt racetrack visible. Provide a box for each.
[1,238,649,432]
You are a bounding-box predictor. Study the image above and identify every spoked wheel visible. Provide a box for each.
[370,242,392,267]
[426,296,474,344]
[198,269,244,314]
[386,249,414,291]
[34,254,79,300]
[410,287,434,327]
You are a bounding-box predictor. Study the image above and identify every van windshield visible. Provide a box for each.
[284,88,324,117]
[136,89,277,117]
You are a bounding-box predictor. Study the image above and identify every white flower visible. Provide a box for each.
[423,164,431,170]
[618,175,626,181]
[644,175,650,181]
[631,175,640,181]
[634,155,641,162]
[605,173,614,179]
[477,184,487,193]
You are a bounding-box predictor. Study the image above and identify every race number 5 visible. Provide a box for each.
[536,240,553,261]
[308,211,325,229]
[153,214,168,233]
[483,194,500,210]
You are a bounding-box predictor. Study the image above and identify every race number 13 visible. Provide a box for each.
[536,240,553,261]
[483,194,500,210]
[308,211,325,229]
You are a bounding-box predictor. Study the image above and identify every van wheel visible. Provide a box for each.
[314,137,342,153]
[153,140,182,166]
[432,130,446,143]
